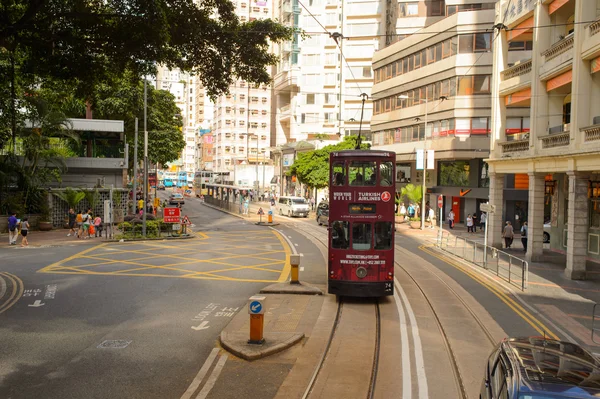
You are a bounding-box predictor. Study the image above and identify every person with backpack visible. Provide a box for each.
[8,212,18,245]
[521,221,528,253]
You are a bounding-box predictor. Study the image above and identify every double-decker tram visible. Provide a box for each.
[328,150,396,297]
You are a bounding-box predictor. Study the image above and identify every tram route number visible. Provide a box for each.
[385,282,393,292]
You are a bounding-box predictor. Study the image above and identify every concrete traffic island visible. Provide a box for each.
[255,221,280,227]
[219,293,324,361]
[260,282,322,295]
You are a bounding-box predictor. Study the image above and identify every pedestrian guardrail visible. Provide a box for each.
[437,232,528,291]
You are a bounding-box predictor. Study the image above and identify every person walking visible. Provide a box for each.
[502,221,514,249]
[67,208,76,236]
[81,209,91,239]
[20,217,30,247]
[407,203,415,218]
[400,203,407,221]
[8,212,19,245]
[75,210,84,238]
[448,210,455,229]
[521,221,528,253]
[480,212,487,232]
[94,215,103,238]
[243,195,250,216]
[466,214,474,233]
[428,207,435,229]
[310,197,315,211]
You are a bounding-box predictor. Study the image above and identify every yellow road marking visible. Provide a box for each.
[273,230,292,283]
[39,242,107,273]
[40,270,280,283]
[0,272,24,314]
[418,245,559,340]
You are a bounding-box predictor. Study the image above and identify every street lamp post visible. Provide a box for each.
[143,78,148,237]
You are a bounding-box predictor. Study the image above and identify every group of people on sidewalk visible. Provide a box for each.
[7,212,29,247]
[502,220,528,252]
[447,210,487,233]
[67,208,103,240]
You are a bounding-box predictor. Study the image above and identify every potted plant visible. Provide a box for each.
[38,200,53,231]
[53,188,85,228]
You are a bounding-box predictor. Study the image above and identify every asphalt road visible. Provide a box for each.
[0,192,322,399]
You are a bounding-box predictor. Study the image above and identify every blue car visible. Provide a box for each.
[481,337,600,399]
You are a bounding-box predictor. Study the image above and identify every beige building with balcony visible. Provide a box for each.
[371,4,512,223]
[488,0,600,278]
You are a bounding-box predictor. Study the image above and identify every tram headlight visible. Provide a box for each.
[356,267,368,279]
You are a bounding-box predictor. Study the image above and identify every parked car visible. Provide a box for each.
[481,337,600,399]
[277,196,310,217]
[157,183,166,190]
[316,201,329,226]
[168,193,185,205]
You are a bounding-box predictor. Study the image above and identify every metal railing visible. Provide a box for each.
[501,59,532,80]
[438,232,528,291]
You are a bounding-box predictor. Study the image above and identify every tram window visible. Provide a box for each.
[374,222,393,250]
[352,223,372,250]
[332,162,346,186]
[349,162,376,186]
[379,162,393,186]
[331,221,349,249]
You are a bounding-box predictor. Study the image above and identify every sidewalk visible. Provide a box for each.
[0,227,107,248]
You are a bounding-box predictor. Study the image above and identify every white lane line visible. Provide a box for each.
[294,243,298,247]
[180,348,220,399]
[396,279,429,399]
[270,228,299,255]
[393,289,411,399]
[195,354,228,399]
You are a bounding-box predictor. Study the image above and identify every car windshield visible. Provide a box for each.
[292,199,306,204]
[172,194,182,198]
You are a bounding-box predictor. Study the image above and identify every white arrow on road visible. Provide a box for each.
[191,321,210,331]
[28,300,45,308]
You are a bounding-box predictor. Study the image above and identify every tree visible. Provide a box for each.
[400,184,422,207]
[289,136,370,189]
[53,187,85,210]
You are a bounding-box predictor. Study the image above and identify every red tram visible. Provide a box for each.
[327,150,395,297]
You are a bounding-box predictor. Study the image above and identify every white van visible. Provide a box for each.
[278,196,310,218]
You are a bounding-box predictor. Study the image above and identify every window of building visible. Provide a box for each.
[427,0,445,16]
[399,2,419,17]
[439,161,470,187]
[508,41,533,51]
[474,33,491,52]
[306,93,315,105]
[363,66,372,78]
[479,160,489,188]
[396,163,411,183]
[332,221,349,249]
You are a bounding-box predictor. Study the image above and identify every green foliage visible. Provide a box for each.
[439,161,470,187]
[400,184,422,205]
[53,188,85,210]
[82,189,100,212]
[289,136,370,189]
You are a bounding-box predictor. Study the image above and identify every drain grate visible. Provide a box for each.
[97,340,132,349]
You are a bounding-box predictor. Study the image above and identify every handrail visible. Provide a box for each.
[501,59,532,80]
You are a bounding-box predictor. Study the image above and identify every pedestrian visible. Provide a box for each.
[466,214,473,233]
[94,215,103,238]
[76,210,84,238]
[448,210,455,229]
[243,195,250,216]
[81,209,91,239]
[137,198,144,213]
[502,221,514,249]
[400,203,407,221]
[67,208,76,236]
[521,221,528,253]
[480,212,487,232]
[428,207,435,229]
[310,197,315,211]
[407,203,415,218]
[20,217,29,247]
[8,212,19,245]
[472,213,478,231]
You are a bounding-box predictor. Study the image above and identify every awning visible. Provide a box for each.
[505,87,532,106]
[549,0,569,15]
[592,56,600,74]
[546,69,572,92]
[508,16,534,41]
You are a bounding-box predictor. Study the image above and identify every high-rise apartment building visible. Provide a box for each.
[155,67,206,174]
[211,0,272,182]
[273,0,383,146]
[370,2,502,224]
[487,0,600,277]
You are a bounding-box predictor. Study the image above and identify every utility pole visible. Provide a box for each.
[142,78,148,237]
[356,93,368,149]
[133,118,138,215]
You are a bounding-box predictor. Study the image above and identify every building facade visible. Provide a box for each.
[370,3,506,222]
[487,0,600,277]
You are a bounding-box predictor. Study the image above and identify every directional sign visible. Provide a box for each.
[191,321,210,331]
[248,295,265,315]
[164,207,181,223]
[480,203,496,213]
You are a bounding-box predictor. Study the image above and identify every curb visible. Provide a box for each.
[219,331,305,361]
[260,282,323,295]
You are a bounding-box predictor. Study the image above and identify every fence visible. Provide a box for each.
[204,193,243,214]
[438,232,528,291]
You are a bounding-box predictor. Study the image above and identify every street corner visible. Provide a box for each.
[37,230,293,284]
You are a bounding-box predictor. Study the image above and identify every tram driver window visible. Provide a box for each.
[374,222,393,250]
[352,223,372,250]
[332,162,346,186]
[331,221,349,249]
[380,162,393,186]
[349,162,376,186]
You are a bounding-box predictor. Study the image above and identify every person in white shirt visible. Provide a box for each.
[480,212,487,232]
[448,210,455,229]
[466,214,474,233]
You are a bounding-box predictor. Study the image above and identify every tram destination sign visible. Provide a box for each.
[349,204,377,214]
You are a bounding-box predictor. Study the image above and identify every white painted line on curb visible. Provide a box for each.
[181,348,219,399]
[396,279,429,399]
[195,354,227,399]
[294,243,298,247]
[393,289,411,399]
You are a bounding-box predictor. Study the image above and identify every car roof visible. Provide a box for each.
[504,337,600,398]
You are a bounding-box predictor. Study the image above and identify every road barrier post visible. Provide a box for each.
[290,254,301,284]
[248,295,266,344]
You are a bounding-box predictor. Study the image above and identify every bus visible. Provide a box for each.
[327,150,396,297]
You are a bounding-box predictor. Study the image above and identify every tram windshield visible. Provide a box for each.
[349,161,376,186]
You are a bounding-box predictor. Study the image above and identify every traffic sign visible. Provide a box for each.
[437,195,443,209]
[480,203,496,213]
[257,207,265,215]
[182,215,191,225]
[164,207,181,223]
[248,295,265,315]
[381,191,391,202]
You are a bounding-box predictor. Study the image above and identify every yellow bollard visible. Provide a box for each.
[248,295,266,344]
[268,212,273,223]
[290,254,301,285]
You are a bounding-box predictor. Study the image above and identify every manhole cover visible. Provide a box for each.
[97,340,132,349]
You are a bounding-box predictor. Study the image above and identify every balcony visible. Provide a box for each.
[499,139,529,154]
[500,59,532,94]
[582,116,600,144]
[273,68,299,91]
[540,133,570,149]
[501,59,532,80]
[282,1,292,14]
[582,18,600,59]
[539,34,573,79]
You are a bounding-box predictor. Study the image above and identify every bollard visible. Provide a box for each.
[268,210,273,223]
[290,254,301,284]
[248,295,266,344]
